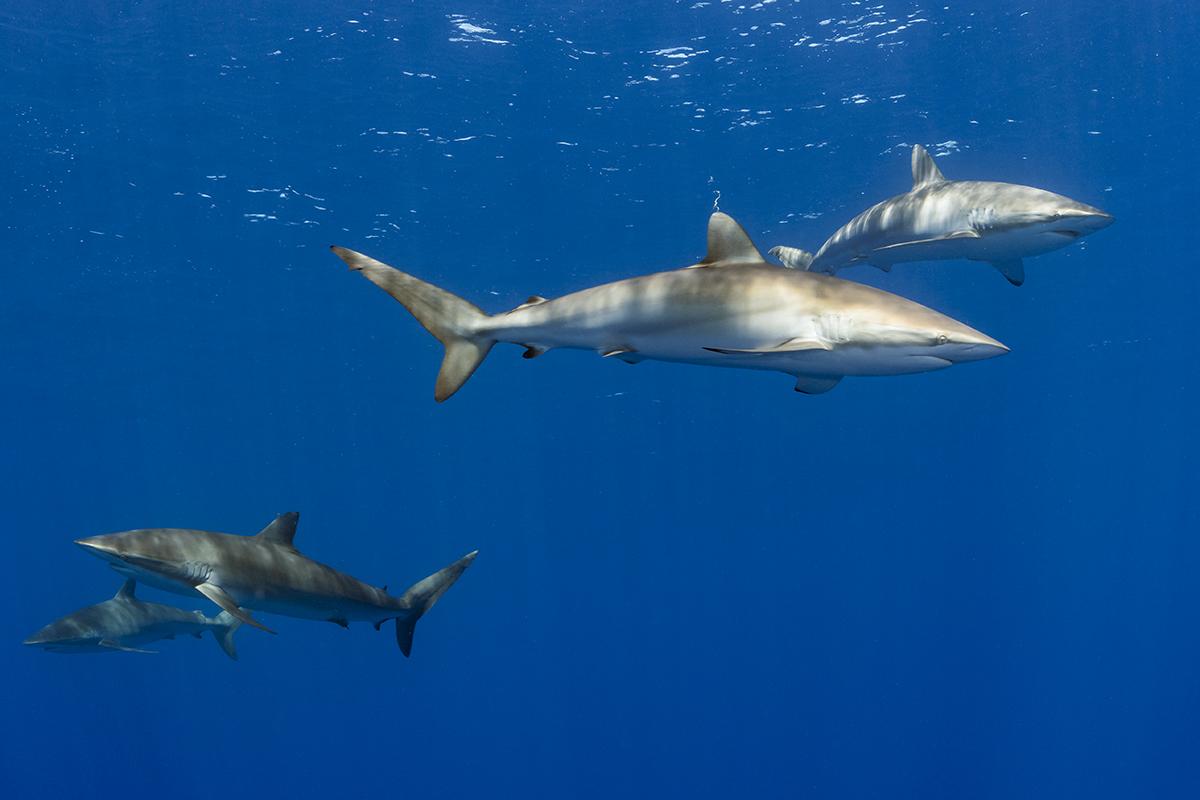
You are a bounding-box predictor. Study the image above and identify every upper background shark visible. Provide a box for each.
[769,144,1114,286]
[75,513,477,657]
[331,211,1008,401]
[24,579,241,659]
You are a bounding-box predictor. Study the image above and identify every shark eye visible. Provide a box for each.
[937,334,949,345]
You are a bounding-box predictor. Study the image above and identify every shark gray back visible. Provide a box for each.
[776,144,1113,285]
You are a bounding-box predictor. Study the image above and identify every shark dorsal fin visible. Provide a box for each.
[115,579,136,600]
[911,145,946,189]
[256,512,300,549]
[700,212,764,266]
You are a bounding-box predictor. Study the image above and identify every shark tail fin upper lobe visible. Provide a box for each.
[330,246,495,402]
[395,551,479,657]
[212,610,242,661]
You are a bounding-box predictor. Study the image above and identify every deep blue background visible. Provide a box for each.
[2,2,1198,797]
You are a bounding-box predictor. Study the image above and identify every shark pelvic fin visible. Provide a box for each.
[768,246,815,270]
[256,512,300,551]
[600,346,635,358]
[794,374,843,394]
[992,258,1025,286]
[698,212,764,266]
[912,144,947,189]
[114,579,136,600]
[99,639,156,654]
[195,582,277,635]
[331,246,496,402]
[522,345,547,359]
[396,550,478,657]
[704,338,832,356]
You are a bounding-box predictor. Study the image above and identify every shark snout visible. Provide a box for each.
[938,328,1010,363]
[1057,202,1114,233]
[75,537,117,555]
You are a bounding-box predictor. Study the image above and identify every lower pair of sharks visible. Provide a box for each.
[25,513,477,659]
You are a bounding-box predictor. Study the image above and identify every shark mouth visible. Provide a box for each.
[1050,229,1082,238]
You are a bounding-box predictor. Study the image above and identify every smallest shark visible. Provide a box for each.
[24,580,241,659]
[770,144,1114,285]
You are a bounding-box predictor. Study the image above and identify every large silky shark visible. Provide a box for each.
[770,144,1114,285]
[24,579,241,659]
[75,513,477,656]
[331,212,1008,400]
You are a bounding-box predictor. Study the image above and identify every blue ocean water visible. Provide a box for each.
[2,2,1197,797]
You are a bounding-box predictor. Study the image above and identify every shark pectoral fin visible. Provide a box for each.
[99,639,157,654]
[195,582,277,635]
[705,338,832,356]
[794,375,843,394]
[911,144,947,189]
[992,258,1026,286]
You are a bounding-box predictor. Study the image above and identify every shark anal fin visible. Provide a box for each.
[794,375,843,394]
[992,258,1025,286]
[195,582,277,635]
[329,617,350,629]
[99,639,157,654]
[911,144,947,189]
[705,338,832,356]
[522,345,546,359]
[192,632,203,639]
[374,620,387,631]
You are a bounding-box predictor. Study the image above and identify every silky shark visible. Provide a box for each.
[75,513,477,656]
[769,144,1114,285]
[331,211,1008,400]
[24,579,241,659]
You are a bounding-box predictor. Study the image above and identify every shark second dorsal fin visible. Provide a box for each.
[911,144,946,189]
[115,579,136,600]
[700,212,764,266]
[256,512,300,550]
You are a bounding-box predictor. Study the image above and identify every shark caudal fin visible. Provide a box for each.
[769,245,815,270]
[331,247,495,402]
[395,550,478,657]
[211,611,242,661]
